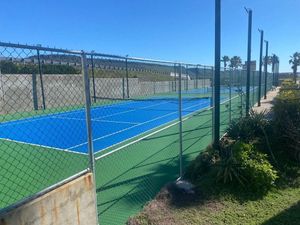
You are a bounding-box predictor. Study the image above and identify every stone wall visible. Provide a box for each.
[0,173,97,225]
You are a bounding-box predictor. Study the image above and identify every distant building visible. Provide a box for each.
[242,60,257,71]
[170,72,191,80]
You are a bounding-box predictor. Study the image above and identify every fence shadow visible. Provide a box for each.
[95,119,212,224]
[260,201,300,225]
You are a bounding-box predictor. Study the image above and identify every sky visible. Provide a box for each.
[0,0,299,72]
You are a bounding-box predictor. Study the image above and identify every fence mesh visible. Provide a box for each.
[0,41,277,224]
[0,45,89,210]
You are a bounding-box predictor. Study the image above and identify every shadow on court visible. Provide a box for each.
[95,113,212,225]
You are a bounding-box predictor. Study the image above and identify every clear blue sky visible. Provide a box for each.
[1,0,299,72]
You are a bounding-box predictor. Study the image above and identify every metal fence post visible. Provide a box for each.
[264,40,269,99]
[82,55,95,169]
[91,53,96,103]
[185,65,188,91]
[245,8,252,116]
[258,29,264,106]
[122,58,126,99]
[196,65,199,89]
[81,51,99,225]
[213,0,221,147]
[211,66,214,107]
[125,56,129,98]
[82,51,95,172]
[203,66,206,94]
[178,63,183,179]
[32,73,38,110]
[37,49,46,110]
[174,64,177,92]
[229,69,232,123]
[252,71,255,106]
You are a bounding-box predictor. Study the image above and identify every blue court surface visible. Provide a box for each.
[0,93,228,154]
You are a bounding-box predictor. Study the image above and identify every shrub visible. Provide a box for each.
[234,142,278,191]
[186,145,217,181]
[0,60,80,74]
[226,111,268,143]
[272,83,300,162]
[217,142,278,192]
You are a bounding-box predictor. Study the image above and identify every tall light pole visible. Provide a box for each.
[264,40,269,99]
[245,7,252,115]
[258,29,264,106]
[213,0,221,148]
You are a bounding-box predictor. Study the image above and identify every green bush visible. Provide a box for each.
[217,142,278,192]
[186,145,217,181]
[0,61,80,74]
[234,142,278,191]
[272,83,300,162]
[226,111,268,143]
[281,79,299,89]
[187,141,278,193]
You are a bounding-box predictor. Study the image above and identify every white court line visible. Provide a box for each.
[95,95,239,160]
[0,100,166,127]
[91,100,171,120]
[51,115,140,125]
[68,100,210,150]
[0,138,87,155]
[92,119,140,125]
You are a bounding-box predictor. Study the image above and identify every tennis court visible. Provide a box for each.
[0,93,213,154]
[0,41,276,225]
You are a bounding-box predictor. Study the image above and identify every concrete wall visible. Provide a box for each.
[0,173,97,225]
[0,74,211,114]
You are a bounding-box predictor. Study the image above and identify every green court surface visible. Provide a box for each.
[95,96,242,225]
[0,139,88,208]
[0,93,243,224]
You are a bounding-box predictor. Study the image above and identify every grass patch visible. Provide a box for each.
[128,169,300,225]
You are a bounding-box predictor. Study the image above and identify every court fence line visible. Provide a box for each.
[0,41,276,224]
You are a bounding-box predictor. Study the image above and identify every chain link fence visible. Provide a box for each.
[0,41,275,224]
[0,43,91,213]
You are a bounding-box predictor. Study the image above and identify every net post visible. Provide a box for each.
[81,51,99,224]
[91,53,96,103]
[178,63,183,179]
[37,49,46,110]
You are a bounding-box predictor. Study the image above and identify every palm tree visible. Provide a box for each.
[229,56,242,69]
[263,56,272,66]
[222,55,230,68]
[289,52,300,83]
[270,54,279,86]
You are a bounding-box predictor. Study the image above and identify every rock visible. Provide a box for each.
[175,180,195,194]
